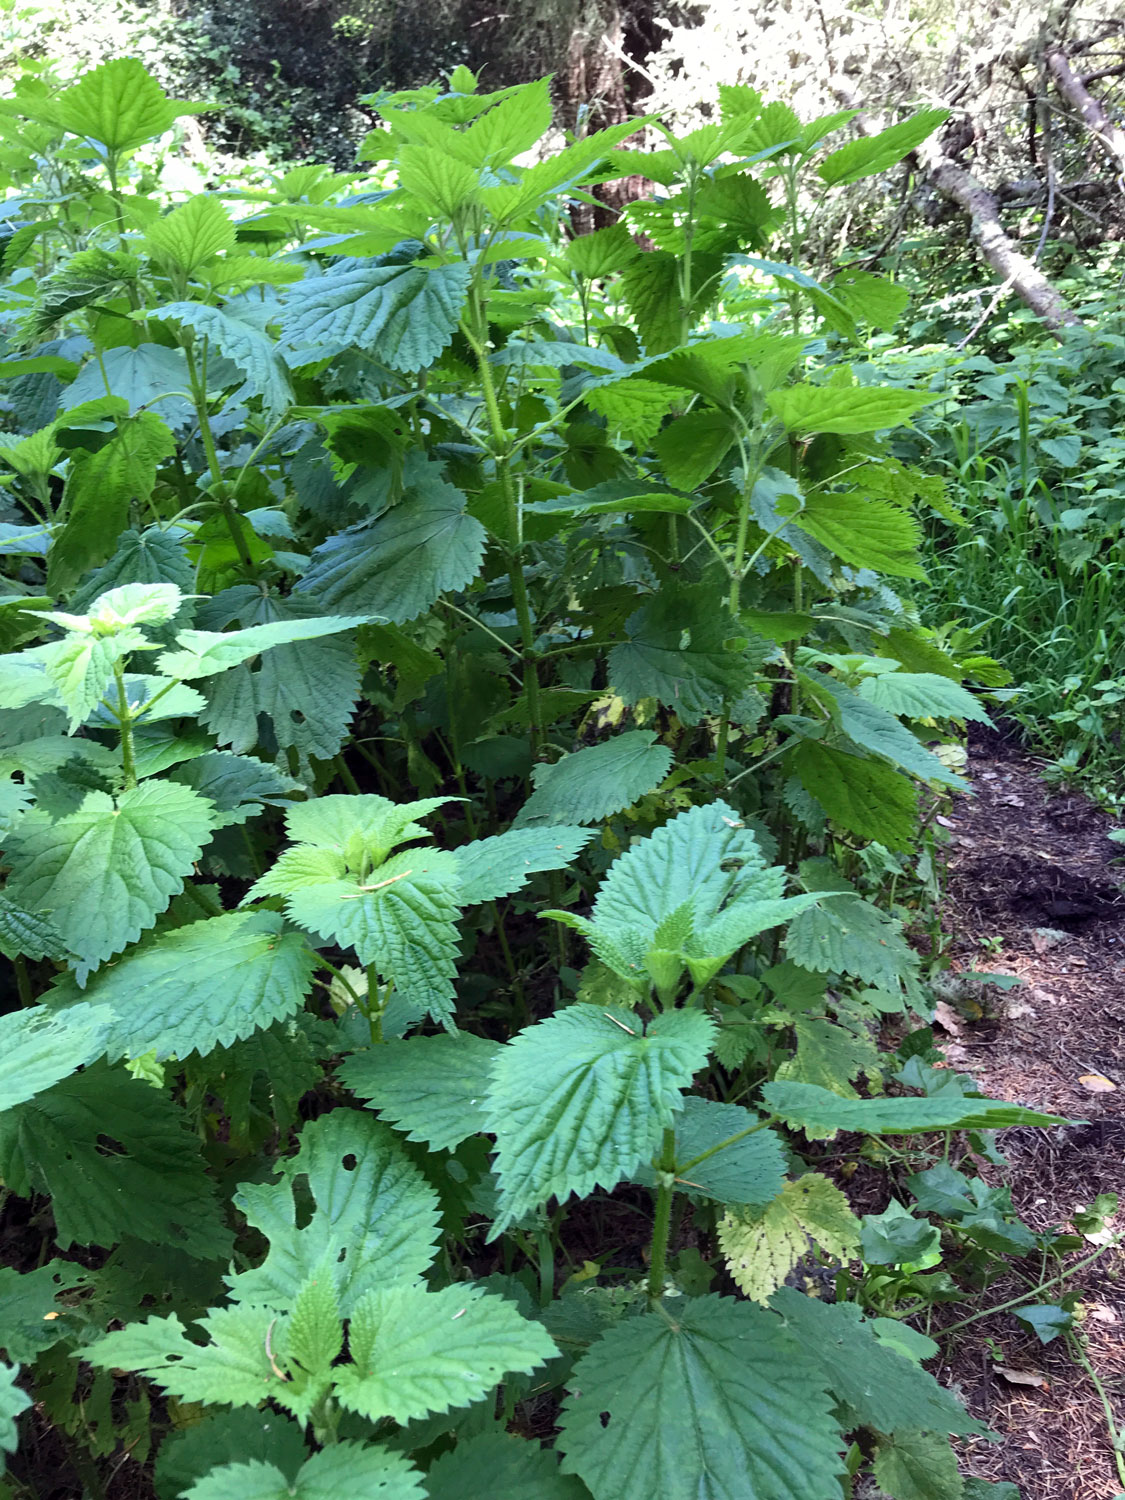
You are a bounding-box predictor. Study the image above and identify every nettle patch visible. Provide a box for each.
[0,57,1056,1500]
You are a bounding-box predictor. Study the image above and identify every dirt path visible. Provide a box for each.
[934,728,1125,1498]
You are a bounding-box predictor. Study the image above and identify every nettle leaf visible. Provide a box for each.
[787,858,919,992]
[774,1013,880,1097]
[70,526,194,607]
[199,592,362,765]
[185,1445,426,1500]
[55,57,195,152]
[761,1081,1065,1136]
[608,585,769,725]
[650,409,738,489]
[859,671,990,724]
[298,478,486,623]
[0,1260,89,1362]
[156,615,368,679]
[770,1290,980,1436]
[513,731,672,827]
[339,1031,501,1151]
[768,385,930,436]
[5,783,215,971]
[145,195,236,276]
[154,1409,308,1499]
[166,751,299,828]
[558,1295,845,1500]
[566,222,642,278]
[88,1304,285,1407]
[832,269,910,330]
[0,1002,110,1110]
[50,411,177,592]
[790,739,918,850]
[454,825,595,903]
[810,677,964,788]
[227,1110,440,1314]
[0,1361,30,1459]
[279,260,471,371]
[718,1174,861,1302]
[872,1430,963,1500]
[789,492,925,579]
[426,1431,588,1500]
[334,1281,556,1424]
[149,302,294,417]
[818,108,949,186]
[0,891,68,961]
[0,1062,230,1255]
[485,1005,714,1232]
[70,911,316,1060]
[643,1096,786,1206]
[62,345,194,430]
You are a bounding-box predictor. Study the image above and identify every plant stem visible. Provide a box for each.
[14,955,33,1008]
[182,342,256,573]
[676,1115,777,1175]
[647,1127,678,1300]
[1065,1330,1125,1488]
[113,661,137,789]
[937,1238,1120,1338]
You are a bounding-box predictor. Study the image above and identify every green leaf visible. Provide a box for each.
[184,1445,426,1500]
[69,526,194,608]
[832,269,910,329]
[335,1281,556,1424]
[0,1260,89,1362]
[787,859,920,992]
[810,678,964,788]
[157,615,367,679]
[88,1305,287,1407]
[818,109,949,186]
[165,751,299,828]
[718,1174,861,1302]
[62,345,193,429]
[0,1002,110,1110]
[486,1005,714,1231]
[5,783,215,971]
[227,1110,440,1314]
[339,1031,501,1151]
[650,409,737,489]
[770,1289,980,1435]
[0,1361,30,1460]
[279,261,471,371]
[760,1081,1066,1136]
[557,1295,845,1500]
[513,731,672,827]
[0,1061,230,1254]
[56,58,196,152]
[775,1014,880,1095]
[662,1097,786,1205]
[858,672,990,724]
[0,891,68,961]
[70,911,315,1060]
[767,384,931,436]
[455,825,594,904]
[50,411,177,591]
[298,480,486,623]
[154,1410,307,1500]
[790,740,918,850]
[872,1430,964,1500]
[149,302,294,416]
[861,1202,941,1266]
[1012,1303,1073,1344]
[145,196,236,275]
[609,585,769,725]
[582,379,679,448]
[566,223,641,278]
[790,492,925,579]
[199,591,362,765]
[426,1432,588,1500]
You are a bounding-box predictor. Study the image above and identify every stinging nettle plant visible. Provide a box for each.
[0,54,1049,1500]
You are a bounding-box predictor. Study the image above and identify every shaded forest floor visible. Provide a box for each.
[935,728,1125,1498]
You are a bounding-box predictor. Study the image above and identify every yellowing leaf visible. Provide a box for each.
[718,1174,860,1302]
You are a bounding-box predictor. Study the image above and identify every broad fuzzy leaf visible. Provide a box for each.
[0,892,68,961]
[154,1410,308,1499]
[454,825,594,904]
[56,58,194,152]
[166,751,299,828]
[608,586,769,725]
[774,1014,880,1096]
[0,1062,230,1255]
[768,384,930,435]
[761,1081,1066,1136]
[818,109,949,186]
[157,615,368,679]
[149,302,293,416]
[644,1096,786,1206]
[513,731,672,827]
[425,1432,587,1500]
[650,409,737,489]
[0,1361,30,1459]
[0,1002,111,1110]
[297,479,486,622]
[339,1031,500,1151]
[61,344,193,430]
[790,492,925,579]
[185,1446,426,1500]
[872,1431,964,1500]
[280,261,471,371]
[811,678,964,788]
[787,859,919,991]
[335,1282,556,1424]
[859,671,991,724]
[558,1296,845,1500]
[227,1110,440,1314]
[770,1289,980,1436]
[5,782,215,971]
[486,1004,714,1231]
[71,911,316,1060]
[718,1174,860,1302]
[31,626,146,732]
[146,196,236,275]
[790,739,918,850]
[88,1305,286,1407]
[0,1260,89,1362]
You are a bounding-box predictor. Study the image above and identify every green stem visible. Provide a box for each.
[182,343,256,573]
[937,1239,1120,1338]
[334,754,362,796]
[14,955,33,1008]
[676,1115,777,1176]
[113,660,137,789]
[647,1127,678,1300]
[1065,1330,1125,1488]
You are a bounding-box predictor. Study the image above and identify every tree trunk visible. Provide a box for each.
[913,136,1083,336]
[1045,45,1125,175]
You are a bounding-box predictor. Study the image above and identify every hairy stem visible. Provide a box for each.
[647,1127,679,1300]
[113,660,137,790]
[183,343,256,573]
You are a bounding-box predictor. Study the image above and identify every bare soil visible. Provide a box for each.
[933,727,1125,1499]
